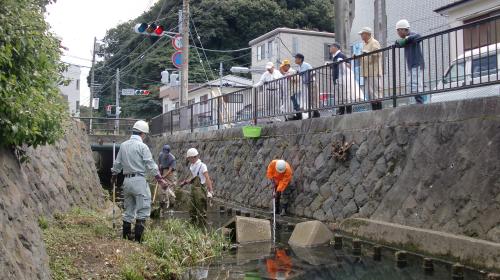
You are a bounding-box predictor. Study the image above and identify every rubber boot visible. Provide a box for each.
[134,219,145,243]
[122,221,132,240]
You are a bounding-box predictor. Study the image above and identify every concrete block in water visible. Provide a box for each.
[223,216,271,243]
[288,220,333,247]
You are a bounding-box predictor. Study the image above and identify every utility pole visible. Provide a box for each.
[180,0,189,106]
[115,68,120,135]
[89,37,97,134]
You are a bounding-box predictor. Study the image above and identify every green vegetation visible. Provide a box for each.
[92,0,335,119]
[0,0,67,148]
[43,207,229,279]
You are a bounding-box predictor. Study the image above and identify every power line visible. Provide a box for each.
[190,45,251,53]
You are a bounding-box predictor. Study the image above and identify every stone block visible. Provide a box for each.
[288,220,334,247]
[223,216,271,244]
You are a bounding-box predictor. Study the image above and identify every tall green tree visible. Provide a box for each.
[90,0,334,120]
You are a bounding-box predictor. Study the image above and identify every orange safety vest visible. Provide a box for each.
[266,160,293,192]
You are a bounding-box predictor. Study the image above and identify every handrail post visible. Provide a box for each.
[170,111,173,135]
[190,105,194,133]
[217,97,221,130]
[392,45,397,108]
[307,70,312,119]
[253,87,258,125]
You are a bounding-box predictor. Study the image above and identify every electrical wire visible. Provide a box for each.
[190,17,217,81]
[190,45,252,53]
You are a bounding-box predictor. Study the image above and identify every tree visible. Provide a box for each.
[0,0,67,148]
[89,0,335,120]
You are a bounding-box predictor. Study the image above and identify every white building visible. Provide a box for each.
[59,64,81,116]
[249,28,335,82]
[434,0,500,59]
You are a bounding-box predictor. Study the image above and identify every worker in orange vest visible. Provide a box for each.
[266,159,293,215]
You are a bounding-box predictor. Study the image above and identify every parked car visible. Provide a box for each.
[431,43,500,103]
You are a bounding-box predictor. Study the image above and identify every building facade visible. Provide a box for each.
[59,64,81,116]
[249,28,335,82]
[159,75,253,114]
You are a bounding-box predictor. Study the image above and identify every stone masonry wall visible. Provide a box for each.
[150,97,500,243]
[0,120,105,280]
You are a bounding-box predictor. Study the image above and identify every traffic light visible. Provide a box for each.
[134,90,151,95]
[134,23,165,36]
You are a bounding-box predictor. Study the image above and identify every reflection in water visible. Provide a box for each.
[265,249,292,279]
[174,204,486,280]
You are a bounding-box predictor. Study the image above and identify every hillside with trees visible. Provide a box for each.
[91,0,335,119]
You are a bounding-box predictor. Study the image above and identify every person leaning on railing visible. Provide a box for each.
[357,27,383,110]
[254,62,283,116]
[328,43,352,115]
[280,59,301,120]
[395,19,426,104]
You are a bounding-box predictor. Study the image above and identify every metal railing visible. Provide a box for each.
[151,15,500,135]
[75,117,142,135]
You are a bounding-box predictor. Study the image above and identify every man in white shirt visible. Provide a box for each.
[254,62,283,117]
[295,53,319,118]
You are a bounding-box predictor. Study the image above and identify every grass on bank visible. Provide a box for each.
[42,207,228,280]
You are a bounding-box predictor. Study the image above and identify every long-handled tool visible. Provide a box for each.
[272,183,276,244]
[112,140,116,229]
[152,182,159,204]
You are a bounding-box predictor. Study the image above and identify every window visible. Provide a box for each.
[175,102,180,109]
[75,101,80,112]
[443,59,466,84]
[200,94,209,105]
[324,43,331,61]
[223,93,243,103]
[267,40,273,58]
[471,55,498,78]
[76,79,80,90]
[292,37,299,55]
[257,45,263,61]
[188,99,195,105]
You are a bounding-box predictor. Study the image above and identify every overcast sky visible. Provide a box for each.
[45,0,158,106]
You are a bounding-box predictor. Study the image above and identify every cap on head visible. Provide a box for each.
[132,120,149,134]
[396,19,410,30]
[280,59,291,68]
[265,62,274,69]
[358,27,373,34]
[294,53,304,60]
[276,160,286,173]
[186,148,199,158]
[163,144,171,152]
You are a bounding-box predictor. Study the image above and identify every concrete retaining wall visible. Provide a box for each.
[0,121,105,279]
[150,96,500,243]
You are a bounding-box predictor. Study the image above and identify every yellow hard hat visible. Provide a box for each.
[280,59,291,68]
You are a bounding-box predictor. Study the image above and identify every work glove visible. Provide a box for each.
[155,174,168,189]
[111,174,117,186]
[207,191,213,198]
[396,38,407,47]
[167,187,176,198]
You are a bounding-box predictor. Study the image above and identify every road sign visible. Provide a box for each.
[121,88,136,96]
[172,34,183,50]
[172,51,182,68]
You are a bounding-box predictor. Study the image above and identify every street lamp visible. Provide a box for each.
[230,66,263,74]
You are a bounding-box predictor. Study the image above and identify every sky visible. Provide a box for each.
[45,0,158,106]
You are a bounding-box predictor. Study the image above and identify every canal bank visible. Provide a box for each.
[150,96,500,271]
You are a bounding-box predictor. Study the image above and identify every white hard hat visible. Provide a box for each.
[396,19,410,30]
[186,148,199,158]
[276,160,286,173]
[265,62,274,69]
[132,120,149,134]
[358,27,372,34]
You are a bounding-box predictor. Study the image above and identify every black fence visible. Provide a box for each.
[151,15,500,135]
[76,117,141,135]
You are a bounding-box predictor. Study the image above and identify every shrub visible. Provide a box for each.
[0,0,67,148]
